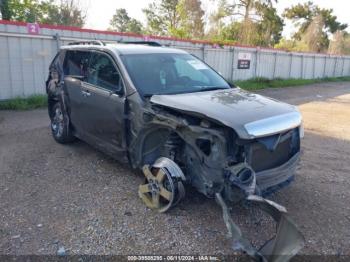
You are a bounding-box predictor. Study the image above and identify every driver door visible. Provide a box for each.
[79,51,125,154]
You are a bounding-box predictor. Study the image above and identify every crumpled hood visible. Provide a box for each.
[150,88,302,139]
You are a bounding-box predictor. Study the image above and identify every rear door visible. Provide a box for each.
[80,51,125,151]
[63,50,90,132]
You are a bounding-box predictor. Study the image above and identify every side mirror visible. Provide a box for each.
[113,75,124,95]
[228,81,235,88]
[111,84,124,96]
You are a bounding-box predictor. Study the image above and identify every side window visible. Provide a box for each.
[87,53,122,92]
[63,50,90,77]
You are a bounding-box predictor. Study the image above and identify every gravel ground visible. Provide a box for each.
[0,82,350,256]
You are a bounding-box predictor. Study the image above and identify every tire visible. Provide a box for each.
[50,102,75,144]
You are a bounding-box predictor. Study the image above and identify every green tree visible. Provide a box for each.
[255,2,283,45]
[328,30,350,55]
[213,0,277,23]
[143,0,205,38]
[274,38,298,51]
[126,19,143,34]
[110,8,129,32]
[299,14,327,52]
[0,0,86,26]
[5,0,43,22]
[207,0,227,38]
[219,21,241,42]
[283,1,347,41]
[109,8,143,34]
[40,0,86,27]
[174,0,204,38]
[0,0,12,20]
[143,0,180,35]
[275,19,330,53]
[345,35,350,55]
[209,0,283,46]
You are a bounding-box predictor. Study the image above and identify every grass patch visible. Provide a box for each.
[0,95,47,110]
[235,76,350,91]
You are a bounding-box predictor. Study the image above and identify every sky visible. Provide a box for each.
[83,0,350,38]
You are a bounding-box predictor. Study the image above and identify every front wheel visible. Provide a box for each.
[138,158,186,213]
[50,102,75,144]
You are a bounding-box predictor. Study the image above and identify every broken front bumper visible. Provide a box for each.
[256,153,300,192]
[216,193,305,262]
[219,154,304,261]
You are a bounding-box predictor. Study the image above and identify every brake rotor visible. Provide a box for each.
[139,164,182,213]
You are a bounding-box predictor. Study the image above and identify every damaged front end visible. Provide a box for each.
[45,45,304,260]
[128,92,304,261]
[216,164,304,262]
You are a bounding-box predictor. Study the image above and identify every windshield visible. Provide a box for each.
[120,53,231,96]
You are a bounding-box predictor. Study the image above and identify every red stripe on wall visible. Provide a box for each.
[0,19,343,56]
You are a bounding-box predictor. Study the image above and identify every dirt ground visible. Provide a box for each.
[0,82,350,257]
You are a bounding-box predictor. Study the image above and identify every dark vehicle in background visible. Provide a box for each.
[46,41,304,261]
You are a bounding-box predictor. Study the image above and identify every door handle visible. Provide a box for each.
[81,90,91,97]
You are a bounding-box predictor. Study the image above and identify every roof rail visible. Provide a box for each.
[121,41,162,47]
[68,40,105,46]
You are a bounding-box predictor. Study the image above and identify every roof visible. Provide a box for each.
[60,43,188,55]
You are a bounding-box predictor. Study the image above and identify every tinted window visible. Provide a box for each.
[120,53,230,96]
[64,50,90,77]
[87,53,121,91]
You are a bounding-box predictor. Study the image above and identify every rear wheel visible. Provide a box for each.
[50,102,75,144]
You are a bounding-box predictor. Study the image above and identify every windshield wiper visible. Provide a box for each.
[143,86,230,97]
[193,86,230,92]
[143,93,162,98]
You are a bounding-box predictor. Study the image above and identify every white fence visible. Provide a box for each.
[1,20,350,100]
